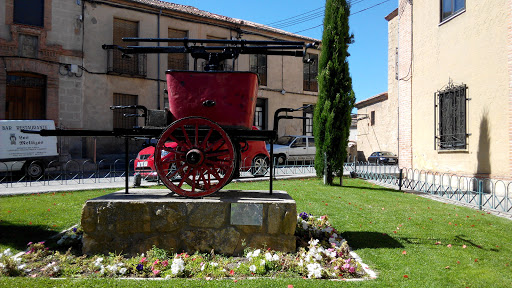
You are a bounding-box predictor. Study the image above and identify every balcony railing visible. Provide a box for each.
[106,48,147,77]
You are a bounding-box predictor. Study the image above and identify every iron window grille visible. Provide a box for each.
[440,0,466,22]
[253,98,268,130]
[303,53,318,92]
[113,93,138,129]
[107,18,147,77]
[435,82,468,150]
[250,53,267,86]
[168,28,189,70]
[303,105,314,136]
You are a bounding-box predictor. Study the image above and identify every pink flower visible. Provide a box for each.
[462,245,467,249]
[153,259,159,265]
[447,244,452,248]
[349,266,356,273]
[152,269,160,275]
[140,257,147,263]
[162,260,169,267]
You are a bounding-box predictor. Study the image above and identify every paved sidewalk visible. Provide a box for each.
[0,173,317,196]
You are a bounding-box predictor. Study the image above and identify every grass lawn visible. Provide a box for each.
[1,178,511,287]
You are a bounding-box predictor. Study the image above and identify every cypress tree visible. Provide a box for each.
[314,0,355,185]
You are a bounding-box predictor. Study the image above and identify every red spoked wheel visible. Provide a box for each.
[154,117,236,197]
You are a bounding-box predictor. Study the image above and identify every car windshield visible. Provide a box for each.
[381,152,395,156]
[276,136,295,145]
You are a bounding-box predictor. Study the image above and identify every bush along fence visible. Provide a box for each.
[344,162,512,214]
[0,156,317,189]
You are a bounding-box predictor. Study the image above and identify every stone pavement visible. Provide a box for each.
[366,179,512,221]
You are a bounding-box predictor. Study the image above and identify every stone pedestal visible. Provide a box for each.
[81,190,297,256]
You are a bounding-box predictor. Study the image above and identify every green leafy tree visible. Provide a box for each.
[314,0,355,185]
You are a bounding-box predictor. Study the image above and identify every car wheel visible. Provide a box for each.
[276,154,286,166]
[250,155,269,177]
[25,161,44,178]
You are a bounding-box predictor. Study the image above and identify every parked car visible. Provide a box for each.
[267,135,316,165]
[368,151,398,165]
[134,128,270,181]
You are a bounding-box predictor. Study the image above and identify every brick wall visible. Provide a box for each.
[398,0,412,168]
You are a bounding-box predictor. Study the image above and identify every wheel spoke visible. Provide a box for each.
[205,149,230,158]
[181,126,193,148]
[200,128,213,149]
[194,124,199,147]
[206,138,226,153]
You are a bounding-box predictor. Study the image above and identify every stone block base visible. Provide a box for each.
[81,190,296,256]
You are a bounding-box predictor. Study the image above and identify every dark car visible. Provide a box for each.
[368,151,398,165]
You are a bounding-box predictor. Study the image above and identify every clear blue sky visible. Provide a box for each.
[163,0,397,104]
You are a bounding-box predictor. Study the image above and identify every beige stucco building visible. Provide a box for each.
[0,0,320,159]
[384,0,512,180]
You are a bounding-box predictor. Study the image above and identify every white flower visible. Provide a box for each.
[265,252,272,261]
[210,262,218,267]
[119,267,127,275]
[297,259,304,267]
[52,266,60,273]
[272,254,280,261]
[94,257,104,267]
[200,263,205,271]
[246,251,253,259]
[252,249,261,257]
[260,259,266,266]
[12,257,21,265]
[249,265,256,272]
[107,264,117,272]
[306,263,322,279]
[2,248,12,257]
[302,221,309,230]
[171,257,185,275]
[309,239,319,246]
[0,263,5,269]
[17,264,27,270]
[99,267,105,275]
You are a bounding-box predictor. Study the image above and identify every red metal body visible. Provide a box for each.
[166,71,259,129]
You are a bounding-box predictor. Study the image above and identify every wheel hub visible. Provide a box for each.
[186,149,204,165]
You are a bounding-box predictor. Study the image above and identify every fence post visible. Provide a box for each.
[478,180,483,210]
[399,168,403,191]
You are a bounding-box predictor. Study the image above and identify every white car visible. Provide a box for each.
[266,135,315,165]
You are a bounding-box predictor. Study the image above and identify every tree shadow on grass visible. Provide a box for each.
[0,222,59,251]
[341,231,404,249]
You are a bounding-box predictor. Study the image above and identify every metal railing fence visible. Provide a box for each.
[346,162,512,214]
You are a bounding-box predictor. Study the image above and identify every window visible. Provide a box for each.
[113,93,138,129]
[308,137,315,147]
[370,111,375,126]
[303,53,318,92]
[292,138,306,147]
[250,54,267,86]
[303,105,314,136]
[112,18,140,75]
[436,83,467,150]
[14,0,44,27]
[205,35,230,71]
[253,98,267,130]
[441,0,465,22]
[168,28,189,70]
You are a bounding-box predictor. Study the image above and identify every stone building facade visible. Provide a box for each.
[0,0,320,160]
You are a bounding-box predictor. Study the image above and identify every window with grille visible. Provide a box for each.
[113,93,138,129]
[168,28,189,70]
[253,98,267,130]
[14,0,44,27]
[436,84,467,150]
[303,53,318,92]
[303,105,314,136]
[113,18,139,75]
[204,35,230,71]
[441,0,465,22]
[250,54,267,86]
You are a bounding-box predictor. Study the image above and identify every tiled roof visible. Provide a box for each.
[354,92,388,109]
[127,0,320,42]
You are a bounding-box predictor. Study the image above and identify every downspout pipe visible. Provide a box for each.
[157,9,161,110]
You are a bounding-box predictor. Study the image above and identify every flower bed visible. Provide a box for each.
[0,213,369,280]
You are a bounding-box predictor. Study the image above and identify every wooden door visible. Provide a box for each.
[5,72,46,119]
